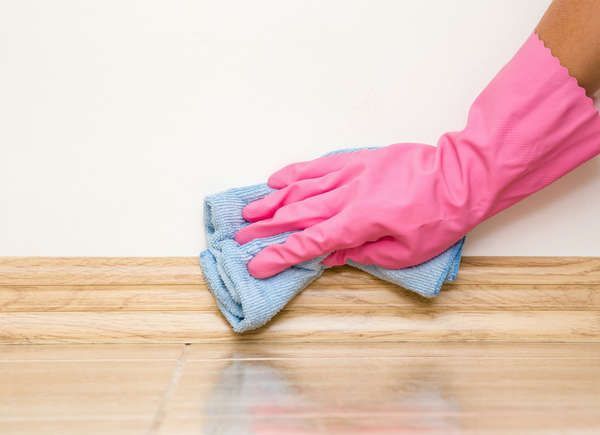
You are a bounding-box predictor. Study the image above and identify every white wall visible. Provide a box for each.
[1,0,599,256]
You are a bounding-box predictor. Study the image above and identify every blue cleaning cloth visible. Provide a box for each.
[200,183,465,333]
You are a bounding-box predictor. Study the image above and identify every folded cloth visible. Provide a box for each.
[200,182,465,333]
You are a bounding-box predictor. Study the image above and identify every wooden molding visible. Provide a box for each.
[0,257,599,343]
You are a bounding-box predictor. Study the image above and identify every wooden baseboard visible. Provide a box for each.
[0,257,599,344]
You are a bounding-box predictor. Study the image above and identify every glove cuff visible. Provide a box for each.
[438,32,600,228]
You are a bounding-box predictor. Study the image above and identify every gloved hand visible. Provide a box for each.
[236,144,465,274]
[236,33,600,279]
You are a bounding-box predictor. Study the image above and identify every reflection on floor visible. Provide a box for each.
[1,342,599,434]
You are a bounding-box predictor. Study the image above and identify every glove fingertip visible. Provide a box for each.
[241,203,262,222]
[267,174,287,189]
[234,227,252,245]
[247,253,281,279]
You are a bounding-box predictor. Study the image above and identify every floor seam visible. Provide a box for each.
[146,343,189,435]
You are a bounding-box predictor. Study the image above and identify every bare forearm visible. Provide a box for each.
[536,0,600,96]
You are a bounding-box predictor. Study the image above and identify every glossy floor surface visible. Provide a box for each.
[1,257,599,433]
[1,342,600,434]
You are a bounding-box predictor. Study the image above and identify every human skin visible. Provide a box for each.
[536,0,600,95]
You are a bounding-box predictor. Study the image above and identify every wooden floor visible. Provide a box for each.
[1,342,599,434]
[1,257,600,433]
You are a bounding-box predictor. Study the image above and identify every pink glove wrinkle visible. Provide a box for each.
[236,33,600,279]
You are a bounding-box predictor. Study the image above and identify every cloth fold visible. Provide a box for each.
[200,183,465,333]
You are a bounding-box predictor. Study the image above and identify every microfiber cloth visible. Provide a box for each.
[200,166,465,333]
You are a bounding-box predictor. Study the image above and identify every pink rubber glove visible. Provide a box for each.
[236,33,600,279]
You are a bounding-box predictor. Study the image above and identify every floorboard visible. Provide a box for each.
[0,257,599,433]
[1,343,597,434]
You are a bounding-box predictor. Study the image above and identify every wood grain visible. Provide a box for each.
[1,284,599,313]
[0,344,182,361]
[0,257,599,343]
[179,341,600,360]
[158,343,600,435]
[2,256,600,285]
[0,343,599,434]
[0,344,181,435]
[0,310,598,343]
[1,255,598,433]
